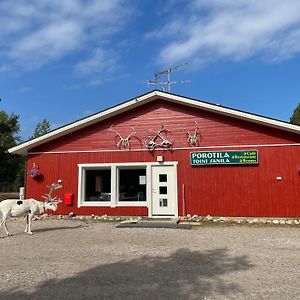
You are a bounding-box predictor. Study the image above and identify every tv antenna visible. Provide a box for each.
[148,63,190,93]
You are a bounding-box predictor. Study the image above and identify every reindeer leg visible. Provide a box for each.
[0,217,5,238]
[3,220,12,236]
[24,213,29,233]
[27,212,33,235]
[1,214,12,236]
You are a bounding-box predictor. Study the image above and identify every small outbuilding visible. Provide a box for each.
[9,90,300,218]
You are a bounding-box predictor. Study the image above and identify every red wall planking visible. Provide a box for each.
[26,99,300,217]
[31,99,300,153]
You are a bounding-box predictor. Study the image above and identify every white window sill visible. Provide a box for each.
[80,201,148,207]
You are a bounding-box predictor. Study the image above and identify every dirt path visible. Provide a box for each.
[0,220,299,299]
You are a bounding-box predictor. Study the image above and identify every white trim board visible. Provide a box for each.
[9,90,300,155]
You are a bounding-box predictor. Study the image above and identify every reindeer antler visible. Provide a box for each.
[108,125,123,139]
[184,121,200,146]
[108,125,138,149]
[42,183,62,201]
[126,127,136,139]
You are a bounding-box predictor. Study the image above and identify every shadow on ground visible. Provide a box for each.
[31,225,84,234]
[0,248,252,299]
[2,225,83,237]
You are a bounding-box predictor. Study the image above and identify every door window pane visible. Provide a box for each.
[159,186,167,194]
[159,174,167,182]
[159,198,168,207]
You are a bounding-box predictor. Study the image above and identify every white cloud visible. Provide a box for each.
[87,79,104,87]
[149,0,300,66]
[0,0,133,72]
[75,48,118,75]
[10,21,83,69]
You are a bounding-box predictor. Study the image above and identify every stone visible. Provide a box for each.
[205,215,213,221]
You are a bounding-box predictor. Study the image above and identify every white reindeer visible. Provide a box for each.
[0,183,62,238]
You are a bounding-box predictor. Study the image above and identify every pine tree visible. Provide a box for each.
[31,119,51,139]
[0,111,24,192]
[290,103,300,125]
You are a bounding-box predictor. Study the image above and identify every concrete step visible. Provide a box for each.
[116,218,192,229]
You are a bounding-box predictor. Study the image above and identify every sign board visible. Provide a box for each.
[190,150,258,166]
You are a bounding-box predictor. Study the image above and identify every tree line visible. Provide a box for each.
[0,110,50,192]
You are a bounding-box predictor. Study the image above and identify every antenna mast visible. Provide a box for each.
[148,63,190,92]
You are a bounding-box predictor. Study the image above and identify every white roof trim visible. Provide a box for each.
[9,90,300,155]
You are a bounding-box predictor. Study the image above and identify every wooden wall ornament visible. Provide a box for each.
[145,125,173,151]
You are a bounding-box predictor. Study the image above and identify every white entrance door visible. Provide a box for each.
[151,165,177,216]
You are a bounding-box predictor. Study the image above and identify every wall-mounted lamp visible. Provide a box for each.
[157,155,164,162]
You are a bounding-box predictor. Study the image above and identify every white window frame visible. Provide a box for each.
[116,165,147,206]
[78,166,112,207]
[78,162,178,214]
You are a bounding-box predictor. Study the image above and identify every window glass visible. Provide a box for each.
[159,186,167,194]
[85,169,111,201]
[159,174,167,182]
[159,198,168,207]
[119,169,146,201]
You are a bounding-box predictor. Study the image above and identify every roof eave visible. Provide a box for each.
[8,90,300,155]
[8,91,159,155]
[156,91,300,135]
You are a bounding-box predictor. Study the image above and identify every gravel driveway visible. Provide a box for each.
[0,220,299,300]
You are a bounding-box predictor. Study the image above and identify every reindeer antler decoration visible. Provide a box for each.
[184,121,200,146]
[145,125,173,151]
[108,125,137,149]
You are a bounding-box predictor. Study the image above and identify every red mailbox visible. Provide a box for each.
[64,193,74,205]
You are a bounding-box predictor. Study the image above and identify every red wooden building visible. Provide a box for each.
[9,91,300,218]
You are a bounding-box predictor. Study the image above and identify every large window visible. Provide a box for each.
[118,168,146,202]
[79,164,149,207]
[85,169,111,201]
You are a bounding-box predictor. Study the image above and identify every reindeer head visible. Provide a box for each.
[42,183,62,211]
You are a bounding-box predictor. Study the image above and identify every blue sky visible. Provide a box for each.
[1,0,300,140]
